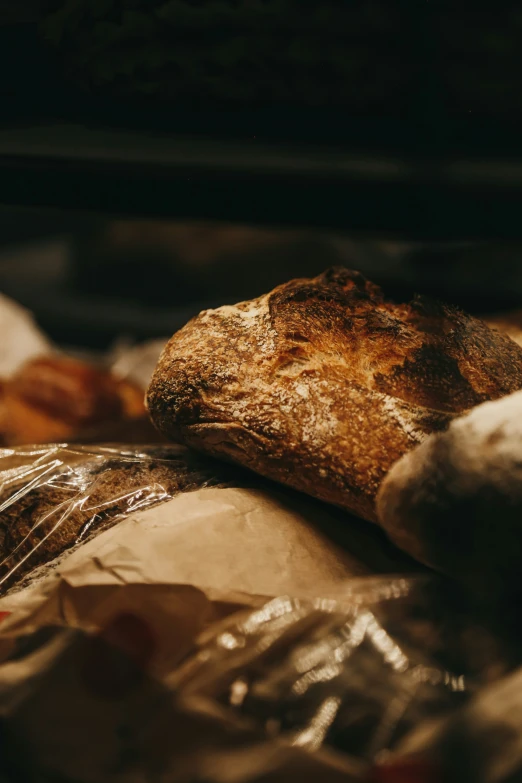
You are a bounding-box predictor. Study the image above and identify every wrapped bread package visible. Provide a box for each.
[0,443,243,597]
[0,441,422,606]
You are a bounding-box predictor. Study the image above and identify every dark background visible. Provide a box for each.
[1,2,522,349]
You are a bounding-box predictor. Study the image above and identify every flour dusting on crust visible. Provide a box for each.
[148,267,522,523]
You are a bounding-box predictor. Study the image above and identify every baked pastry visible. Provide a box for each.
[0,356,146,446]
[0,444,242,594]
[147,267,522,523]
[376,390,522,602]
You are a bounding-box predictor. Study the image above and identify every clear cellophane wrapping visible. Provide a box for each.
[0,442,240,595]
[172,577,509,767]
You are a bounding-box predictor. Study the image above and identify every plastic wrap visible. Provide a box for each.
[0,443,240,596]
[0,620,363,783]
[0,567,512,780]
[173,578,509,766]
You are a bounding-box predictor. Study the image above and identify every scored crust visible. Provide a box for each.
[147,268,522,522]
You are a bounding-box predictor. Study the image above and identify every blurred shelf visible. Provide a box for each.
[2,124,522,238]
[2,13,522,238]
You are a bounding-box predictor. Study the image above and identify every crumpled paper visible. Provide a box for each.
[0,557,495,783]
[3,464,505,783]
[0,483,421,614]
[0,611,364,782]
[0,481,386,782]
[0,475,428,782]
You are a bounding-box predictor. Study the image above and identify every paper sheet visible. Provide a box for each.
[0,484,420,615]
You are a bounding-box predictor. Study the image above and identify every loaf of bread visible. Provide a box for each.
[0,356,146,446]
[376,390,522,602]
[147,267,522,523]
[0,444,242,594]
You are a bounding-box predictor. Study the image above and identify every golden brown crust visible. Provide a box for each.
[147,267,522,522]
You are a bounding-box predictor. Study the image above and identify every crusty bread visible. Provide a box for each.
[0,356,146,446]
[147,267,522,522]
[376,390,522,601]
